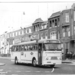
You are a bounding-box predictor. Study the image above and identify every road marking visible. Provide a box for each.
[0,71,8,74]
[25,71,31,72]
[35,71,40,72]
[51,68,55,73]
[0,63,5,66]
[0,69,3,71]
[45,71,50,73]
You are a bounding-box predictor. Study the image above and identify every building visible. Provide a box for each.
[1,3,75,58]
[48,11,61,40]
[0,32,9,55]
[32,18,48,40]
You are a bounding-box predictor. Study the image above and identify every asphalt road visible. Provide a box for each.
[0,57,75,75]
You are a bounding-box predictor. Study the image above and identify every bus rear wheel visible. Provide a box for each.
[15,57,18,64]
[32,59,37,67]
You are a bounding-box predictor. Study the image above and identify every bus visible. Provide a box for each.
[10,39,62,67]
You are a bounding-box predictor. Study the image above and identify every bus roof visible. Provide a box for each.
[13,39,60,46]
[13,40,36,46]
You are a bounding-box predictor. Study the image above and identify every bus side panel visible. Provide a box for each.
[11,52,21,63]
[21,51,38,64]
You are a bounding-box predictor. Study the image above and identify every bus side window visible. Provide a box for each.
[26,45,28,51]
[33,44,35,50]
[24,45,26,51]
[21,45,25,51]
[29,45,32,51]
[19,45,21,51]
[16,46,18,51]
[14,46,16,51]
[35,44,38,50]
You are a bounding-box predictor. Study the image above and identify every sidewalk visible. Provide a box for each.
[62,59,75,65]
[62,59,72,63]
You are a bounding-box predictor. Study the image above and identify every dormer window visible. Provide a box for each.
[55,19,57,26]
[50,21,52,27]
[65,13,69,23]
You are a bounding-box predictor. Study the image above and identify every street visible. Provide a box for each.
[0,57,75,75]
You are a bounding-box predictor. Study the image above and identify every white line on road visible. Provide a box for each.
[35,71,41,72]
[0,63,5,66]
[25,71,31,72]
[0,69,3,71]
[45,71,50,73]
[51,68,55,73]
[0,71,8,74]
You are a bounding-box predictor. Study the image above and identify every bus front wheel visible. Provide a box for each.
[15,57,18,64]
[32,59,37,66]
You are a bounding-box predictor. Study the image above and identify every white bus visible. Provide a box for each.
[10,39,62,67]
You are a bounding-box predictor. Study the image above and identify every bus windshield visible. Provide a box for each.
[44,43,61,51]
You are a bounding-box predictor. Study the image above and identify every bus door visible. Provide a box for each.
[38,43,42,65]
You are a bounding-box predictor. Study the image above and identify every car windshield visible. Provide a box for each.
[44,43,61,51]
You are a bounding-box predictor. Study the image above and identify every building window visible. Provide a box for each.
[10,33,12,37]
[52,20,55,27]
[29,29,31,33]
[27,29,29,33]
[65,13,69,23]
[13,33,14,37]
[22,30,24,35]
[55,19,57,26]
[74,11,75,21]
[63,32,65,37]
[50,21,52,27]
[62,28,65,37]
[44,24,47,29]
[16,32,18,36]
[67,27,70,36]
[18,31,20,35]
[7,34,9,38]
[50,31,56,40]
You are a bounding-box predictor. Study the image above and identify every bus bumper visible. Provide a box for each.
[42,60,62,65]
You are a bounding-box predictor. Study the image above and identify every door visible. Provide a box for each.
[38,43,42,65]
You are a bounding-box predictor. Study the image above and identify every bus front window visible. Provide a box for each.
[45,43,61,51]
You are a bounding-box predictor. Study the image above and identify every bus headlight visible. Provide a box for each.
[46,57,49,60]
[46,57,51,60]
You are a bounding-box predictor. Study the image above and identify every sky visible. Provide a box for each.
[0,0,75,35]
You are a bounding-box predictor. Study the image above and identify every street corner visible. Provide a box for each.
[0,63,5,66]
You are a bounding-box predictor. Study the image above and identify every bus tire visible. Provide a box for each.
[32,58,37,67]
[15,57,18,64]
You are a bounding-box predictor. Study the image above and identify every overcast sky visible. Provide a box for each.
[0,0,74,35]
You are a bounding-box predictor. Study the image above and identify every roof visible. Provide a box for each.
[33,18,43,24]
[50,11,61,18]
[13,39,60,46]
